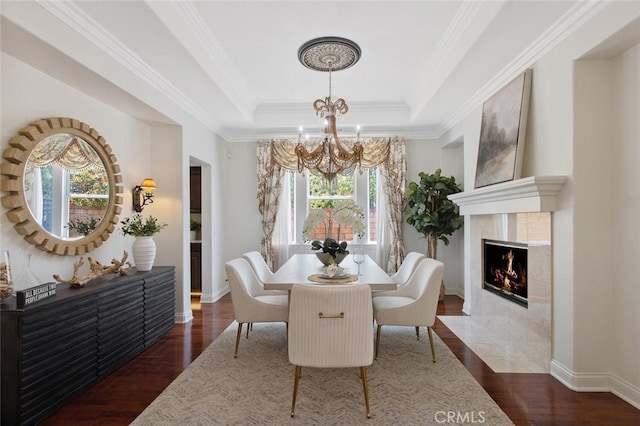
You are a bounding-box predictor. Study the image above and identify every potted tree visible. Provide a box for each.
[120,214,168,271]
[404,169,463,299]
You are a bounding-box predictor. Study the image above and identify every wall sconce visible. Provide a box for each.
[133,178,157,212]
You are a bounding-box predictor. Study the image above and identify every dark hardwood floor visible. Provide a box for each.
[43,294,639,425]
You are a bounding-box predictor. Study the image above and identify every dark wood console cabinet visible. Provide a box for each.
[0,267,175,425]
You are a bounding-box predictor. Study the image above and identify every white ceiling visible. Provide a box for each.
[0,1,615,142]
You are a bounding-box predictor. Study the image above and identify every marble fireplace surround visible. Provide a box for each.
[445,176,567,373]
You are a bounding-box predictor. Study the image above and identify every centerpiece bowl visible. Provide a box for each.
[311,238,349,266]
[316,252,347,266]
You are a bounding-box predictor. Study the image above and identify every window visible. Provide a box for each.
[39,164,108,237]
[290,169,377,244]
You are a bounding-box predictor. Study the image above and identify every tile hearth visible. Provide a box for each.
[438,315,549,373]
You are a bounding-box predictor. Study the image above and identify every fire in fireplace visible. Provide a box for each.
[482,239,528,308]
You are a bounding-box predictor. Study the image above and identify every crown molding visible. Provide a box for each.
[435,0,610,139]
[36,0,221,132]
[164,1,255,121]
[407,0,489,115]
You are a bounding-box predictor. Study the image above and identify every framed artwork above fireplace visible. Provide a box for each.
[474,69,532,189]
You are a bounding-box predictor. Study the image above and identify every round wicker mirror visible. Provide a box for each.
[0,117,123,255]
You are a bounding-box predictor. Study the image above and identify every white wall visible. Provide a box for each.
[610,42,640,405]
[222,142,263,261]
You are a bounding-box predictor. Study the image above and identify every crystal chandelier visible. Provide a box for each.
[295,37,363,182]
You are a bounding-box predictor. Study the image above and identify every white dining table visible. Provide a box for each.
[264,253,397,291]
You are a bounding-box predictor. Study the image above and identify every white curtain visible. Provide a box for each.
[271,172,290,270]
[375,168,390,267]
[24,166,43,224]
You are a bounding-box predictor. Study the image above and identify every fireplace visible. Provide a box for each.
[482,239,528,308]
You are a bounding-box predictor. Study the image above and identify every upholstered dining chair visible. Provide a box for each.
[224,258,289,358]
[377,252,426,292]
[372,258,444,362]
[288,284,374,419]
[242,251,274,283]
[242,250,287,295]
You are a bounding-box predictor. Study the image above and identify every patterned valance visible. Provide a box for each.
[265,137,393,172]
[28,133,103,171]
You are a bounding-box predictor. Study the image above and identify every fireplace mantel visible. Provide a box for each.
[448,176,568,215]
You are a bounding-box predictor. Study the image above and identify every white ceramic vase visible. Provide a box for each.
[132,236,156,272]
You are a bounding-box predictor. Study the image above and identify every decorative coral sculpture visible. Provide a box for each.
[53,251,132,287]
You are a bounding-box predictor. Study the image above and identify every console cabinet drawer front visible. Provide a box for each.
[22,313,97,355]
[20,365,97,426]
[22,326,97,377]
[21,354,97,403]
[144,267,175,286]
[21,299,98,342]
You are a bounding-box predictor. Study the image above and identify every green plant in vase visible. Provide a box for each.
[120,214,167,237]
[120,214,168,272]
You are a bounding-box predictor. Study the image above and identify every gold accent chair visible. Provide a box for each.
[224,258,289,358]
[288,284,374,419]
[372,258,444,362]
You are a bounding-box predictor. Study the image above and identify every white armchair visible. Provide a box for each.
[224,258,289,358]
[242,250,287,295]
[288,284,374,418]
[389,251,426,287]
[242,250,273,283]
[372,258,444,362]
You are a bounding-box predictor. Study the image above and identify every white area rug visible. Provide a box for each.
[132,322,513,425]
[438,316,549,373]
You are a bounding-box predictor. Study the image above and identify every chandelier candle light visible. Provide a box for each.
[295,37,364,183]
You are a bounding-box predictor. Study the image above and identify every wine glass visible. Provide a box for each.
[353,248,365,276]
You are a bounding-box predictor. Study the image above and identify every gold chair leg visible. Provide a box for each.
[375,324,382,360]
[290,365,302,417]
[415,326,420,340]
[360,366,371,419]
[428,326,436,363]
[234,323,243,358]
[246,322,252,338]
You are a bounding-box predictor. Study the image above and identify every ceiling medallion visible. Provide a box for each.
[295,37,363,183]
[298,36,361,72]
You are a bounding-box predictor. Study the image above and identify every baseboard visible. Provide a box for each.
[611,375,640,410]
[551,360,640,409]
[175,310,194,324]
[200,288,229,304]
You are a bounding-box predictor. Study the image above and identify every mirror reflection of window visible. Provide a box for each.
[24,134,108,239]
